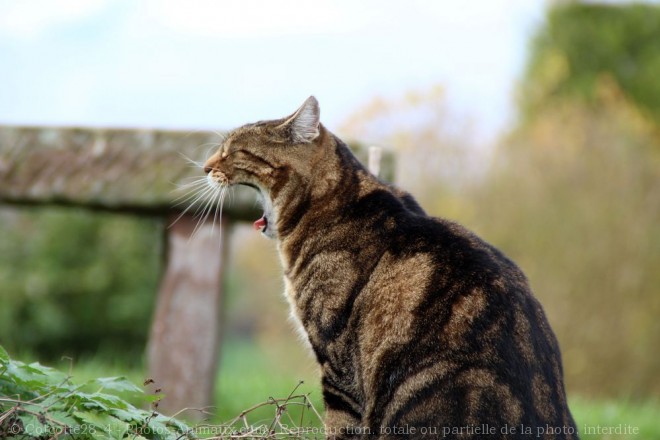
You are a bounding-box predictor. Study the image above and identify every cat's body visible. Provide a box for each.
[203,97,578,439]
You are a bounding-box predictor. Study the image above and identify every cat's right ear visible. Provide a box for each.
[278,96,320,143]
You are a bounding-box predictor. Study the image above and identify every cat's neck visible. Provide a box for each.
[273,131,395,276]
[274,131,380,232]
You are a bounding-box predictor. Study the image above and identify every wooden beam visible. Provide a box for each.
[0,126,395,219]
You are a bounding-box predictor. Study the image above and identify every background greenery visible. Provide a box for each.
[8,343,660,438]
[0,208,162,362]
[519,2,660,125]
[1,2,659,439]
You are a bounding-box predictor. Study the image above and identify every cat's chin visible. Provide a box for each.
[261,219,277,239]
[255,214,277,239]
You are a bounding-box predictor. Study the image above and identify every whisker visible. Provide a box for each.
[173,177,208,188]
[178,152,205,168]
[211,185,225,235]
[193,141,221,151]
[224,185,235,208]
[191,186,219,236]
[172,178,208,193]
[215,186,228,250]
[190,193,218,240]
[173,145,228,241]
[172,179,214,203]
[171,185,212,207]
[169,184,216,228]
[211,130,228,145]
[192,185,218,219]
[192,187,215,221]
[170,176,207,186]
[204,144,218,162]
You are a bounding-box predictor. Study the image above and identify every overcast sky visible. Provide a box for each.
[0,0,647,143]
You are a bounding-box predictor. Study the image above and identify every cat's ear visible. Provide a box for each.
[279,96,320,143]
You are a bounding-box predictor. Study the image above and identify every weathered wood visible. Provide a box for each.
[147,214,228,417]
[368,146,383,177]
[0,126,394,219]
[0,125,260,219]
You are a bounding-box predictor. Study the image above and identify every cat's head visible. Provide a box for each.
[203,96,323,239]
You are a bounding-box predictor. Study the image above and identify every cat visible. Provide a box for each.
[202,97,578,439]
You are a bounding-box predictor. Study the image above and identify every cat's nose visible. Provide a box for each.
[203,158,216,174]
[203,153,220,174]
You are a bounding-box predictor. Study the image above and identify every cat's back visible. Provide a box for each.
[350,192,577,439]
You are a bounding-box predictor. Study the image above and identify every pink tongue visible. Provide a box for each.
[253,216,267,231]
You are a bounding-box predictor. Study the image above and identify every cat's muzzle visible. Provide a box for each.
[208,170,229,186]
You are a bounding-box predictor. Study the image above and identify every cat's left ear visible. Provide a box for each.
[279,96,320,143]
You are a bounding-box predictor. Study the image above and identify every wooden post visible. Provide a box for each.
[368,146,383,178]
[147,214,227,417]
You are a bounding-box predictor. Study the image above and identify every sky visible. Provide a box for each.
[0,0,576,143]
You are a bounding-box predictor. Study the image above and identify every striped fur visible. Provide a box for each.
[203,97,578,439]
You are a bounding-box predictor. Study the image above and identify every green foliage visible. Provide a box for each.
[214,341,323,424]
[570,396,660,440]
[0,208,162,360]
[0,345,327,439]
[46,341,660,440]
[520,2,660,124]
[0,346,193,440]
[501,1,660,398]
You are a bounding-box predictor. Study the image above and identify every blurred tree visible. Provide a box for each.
[338,85,484,219]
[497,1,660,398]
[484,84,660,399]
[0,208,162,362]
[519,2,660,128]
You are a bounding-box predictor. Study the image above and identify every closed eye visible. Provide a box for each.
[235,149,278,170]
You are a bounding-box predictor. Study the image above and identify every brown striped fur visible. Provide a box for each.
[203,97,578,439]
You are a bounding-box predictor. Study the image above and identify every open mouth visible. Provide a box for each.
[239,182,272,236]
[254,215,267,232]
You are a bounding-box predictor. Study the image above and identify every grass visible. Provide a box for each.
[41,341,660,439]
[213,340,323,427]
[570,397,660,439]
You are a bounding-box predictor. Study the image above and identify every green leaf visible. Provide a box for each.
[73,410,129,439]
[73,410,111,428]
[93,376,143,394]
[74,392,110,411]
[5,362,46,389]
[0,345,9,365]
[145,416,175,440]
[39,390,75,408]
[104,415,130,440]
[110,407,144,423]
[143,392,165,403]
[89,392,130,410]
[5,361,67,389]
[19,412,51,438]
[47,411,78,428]
[0,352,193,440]
[166,416,191,434]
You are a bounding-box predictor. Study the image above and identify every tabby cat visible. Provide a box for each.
[202,97,578,439]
